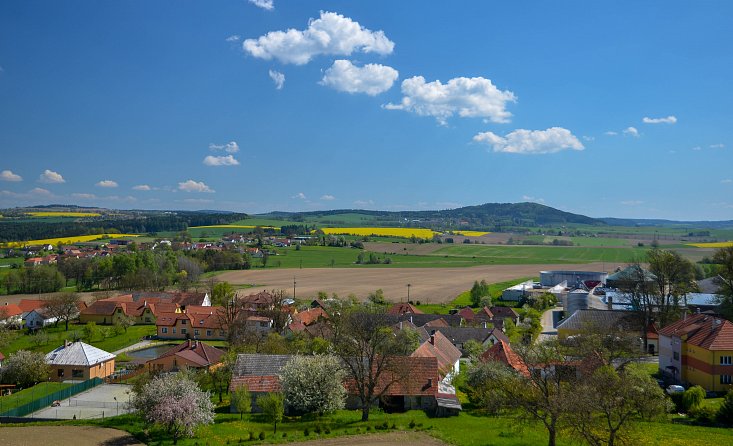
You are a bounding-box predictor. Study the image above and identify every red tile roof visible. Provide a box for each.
[387,303,424,315]
[230,375,281,393]
[0,304,23,318]
[480,340,529,377]
[411,331,462,378]
[151,340,225,368]
[17,299,46,313]
[490,306,519,319]
[343,356,439,397]
[658,314,733,350]
[293,307,329,326]
[457,307,475,321]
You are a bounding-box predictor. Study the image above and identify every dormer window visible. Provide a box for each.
[181,320,187,325]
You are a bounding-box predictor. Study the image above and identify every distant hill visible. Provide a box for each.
[263,202,601,229]
[600,217,733,230]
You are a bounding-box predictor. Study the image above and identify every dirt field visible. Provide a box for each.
[218,262,614,303]
[288,431,448,446]
[0,426,142,446]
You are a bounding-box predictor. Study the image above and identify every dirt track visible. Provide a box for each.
[0,426,142,446]
[217,262,615,303]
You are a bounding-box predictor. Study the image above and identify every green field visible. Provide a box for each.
[3,325,156,356]
[433,244,644,264]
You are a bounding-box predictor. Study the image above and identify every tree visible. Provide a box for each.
[713,247,733,320]
[367,289,386,306]
[330,308,413,421]
[716,389,733,425]
[572,365,668,446]
[115,312,135,333]
[232,385,252,420]
[280,355,346,415]
[470,280,490,307]
[44,292,81,331]
[258,392,284,434]
[681,385,706,413]
[462,339,486,361]
[209,357,233,404]
[1,350,50,388]
[83,321,100,342]
[131,373,214,445]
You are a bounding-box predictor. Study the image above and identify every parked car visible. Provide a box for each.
[666,385,685,395]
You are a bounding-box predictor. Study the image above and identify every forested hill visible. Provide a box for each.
[268,202,601,229]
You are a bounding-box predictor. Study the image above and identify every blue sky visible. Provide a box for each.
[1,1,732,220]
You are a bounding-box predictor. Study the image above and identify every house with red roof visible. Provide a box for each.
[387,303,423,316]
[147,340,225,372]
[659,313,733,391]
[480,339,530,378]
[156,307,227,341]
[0,303,23,327]
[411,331,462,381]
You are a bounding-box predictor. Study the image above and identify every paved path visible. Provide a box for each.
[113,339,170,355]
[537,306,562,342]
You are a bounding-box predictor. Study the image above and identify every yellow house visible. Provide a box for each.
[659,313,733,392]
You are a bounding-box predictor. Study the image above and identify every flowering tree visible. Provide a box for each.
[1,350,49,388]
[132,374,214,444]
[280,354,346,415]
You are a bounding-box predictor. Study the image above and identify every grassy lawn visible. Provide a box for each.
[413,277,534,314]
[433,244,644,264]
[4,325,156,355]
[80,407,733,446]
[0,382,72,413]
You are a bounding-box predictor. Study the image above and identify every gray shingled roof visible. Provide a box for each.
[557,309,639,332]
[45,341,115,366]
[233,354,292,377]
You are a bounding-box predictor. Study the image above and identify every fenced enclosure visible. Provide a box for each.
[0,378,103,418]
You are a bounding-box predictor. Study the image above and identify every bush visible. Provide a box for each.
[314,425,322,434]
[324,427,331,434]
[303,428,310,436]
[409,420,416,429]
[682,386,706,412]
[690,405,718,424]
[282,432,287,438]
[258,432,265,440]
[717,390,733,424]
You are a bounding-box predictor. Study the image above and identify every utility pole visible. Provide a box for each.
[407,283,411,302]
[293,277,296,300]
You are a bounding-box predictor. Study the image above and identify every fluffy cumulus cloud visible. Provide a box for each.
[269,70,285,89]
[642,115,677,124]
[385,76,516,124]
[96,180,118,188]
[320,60,398,95]
[623,126,639,137]
[203,155,240,166]
[320,194,335,201]
[243,11,394,65]
[473,127,584,155]
[39,169,65,183]
[132,184,152,191]
[0,170,22,182]
[249,0,274,10]
[209,141,239,153]
[178,180,215,193]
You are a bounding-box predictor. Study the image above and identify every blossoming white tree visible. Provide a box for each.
[280,354,346,415]
[131,374,214,444]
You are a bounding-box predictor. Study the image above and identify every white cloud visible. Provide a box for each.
[621,200,644,206]
[39,169,65,183]
[209,141,239,153]
[623,126,639,137]
[692,146,702,151]
[268,70,285,89]
[0,170,22,182]
[292,192,307,200]
[320,194,335,201]
[96,180,118,188]
[353,199,375,207]
[604,131,618,136]
[30,187,51,196]
[133,184,152,191]
[642,115,677,124]
[722,179,733,184]
[320,60,398,96]
[72,193,97,199]
[710,143,725,149]
[203,155,240,166]
[385,76,516,124]
[243,11,394,65]
[178,180,215,193]
[248,0,274,10]
[473,127,584,155]
[225,35,241,42]
[521,195,545,204]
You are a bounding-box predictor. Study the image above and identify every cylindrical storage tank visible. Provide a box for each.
[540,271,608,287]
[566,289,590,316]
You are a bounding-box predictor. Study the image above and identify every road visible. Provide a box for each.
[537,305,563,342]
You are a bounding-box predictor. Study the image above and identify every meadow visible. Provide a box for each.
[2,325,156,356]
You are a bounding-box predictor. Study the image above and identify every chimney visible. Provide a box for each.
[427,378,433,387]
[409,315,413,324]
[607,295,613,311]
[429,334,435,345]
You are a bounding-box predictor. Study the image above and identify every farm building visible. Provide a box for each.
[540,270,607,288]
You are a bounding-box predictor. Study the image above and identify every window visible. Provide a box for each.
[162,327,168,334]
[58,369,64,377]
[181,328,187,335]
[721,356,732,365]
[72,369,83,378]
[145,317,151,323]
[721,375,732,384]
[181,319,187,325]
[194,329,200,336]
[173,328,176,334]
[206,330,212,337]
[219,330,225,337]
[673,352,679,361]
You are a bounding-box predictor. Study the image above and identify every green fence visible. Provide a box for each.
[0,377,103,417]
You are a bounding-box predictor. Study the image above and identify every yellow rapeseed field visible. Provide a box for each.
[687,241,733,248]
[320,227,440,239]
[452,230,491,237]
[1,233,139,248]
[26,212,101,217]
